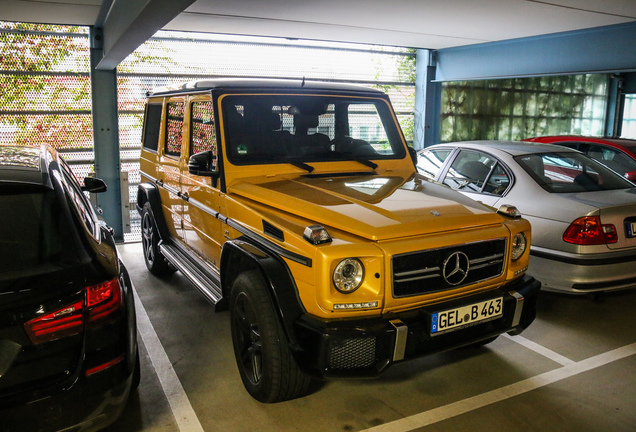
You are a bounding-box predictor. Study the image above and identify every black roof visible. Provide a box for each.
[0,145,53,188]
[146,77,386,97]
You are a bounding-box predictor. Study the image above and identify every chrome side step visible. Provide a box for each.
[159,243,223,305]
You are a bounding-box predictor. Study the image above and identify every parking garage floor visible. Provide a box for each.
[106,243,636,432]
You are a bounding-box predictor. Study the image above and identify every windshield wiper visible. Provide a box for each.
[286,159,314,173]
[331,151,378,170]
[351,156,378,170]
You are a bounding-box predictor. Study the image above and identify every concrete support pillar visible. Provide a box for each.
[605,74,624,138]
[413,49,442,149]
[89,26,124,241]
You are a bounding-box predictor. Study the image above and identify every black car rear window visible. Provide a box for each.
[0,185,75,273]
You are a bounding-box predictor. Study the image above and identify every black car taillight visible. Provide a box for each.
[86,278,123,327]
[24,300,85,344]
[24,278,123,344]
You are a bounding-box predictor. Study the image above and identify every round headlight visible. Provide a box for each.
[511,232,527,261]
[333,258,365,293]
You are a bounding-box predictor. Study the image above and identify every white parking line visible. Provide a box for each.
[133,288,205,432]
[503,333,575,366]
[361,342,636,432]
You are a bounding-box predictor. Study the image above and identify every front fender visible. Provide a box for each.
[221,239,306,348]
[136,183,171,241]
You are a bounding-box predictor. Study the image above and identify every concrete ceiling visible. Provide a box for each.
[3,0,636,69]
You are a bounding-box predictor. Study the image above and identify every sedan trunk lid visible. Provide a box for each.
[561,188,636,250]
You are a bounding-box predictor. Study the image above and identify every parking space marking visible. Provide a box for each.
[362,342,636,432]
[503,333,575,366]
[134,289,205,432]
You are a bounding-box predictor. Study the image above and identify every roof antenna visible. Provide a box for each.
[301,76,305,87]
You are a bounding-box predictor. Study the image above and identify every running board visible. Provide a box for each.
[159,243,223,305]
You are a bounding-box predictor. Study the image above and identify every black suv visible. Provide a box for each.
[0,145,139,431]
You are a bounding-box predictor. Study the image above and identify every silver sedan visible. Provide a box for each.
[417,140,636,294]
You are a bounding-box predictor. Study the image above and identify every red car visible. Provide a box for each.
[524,136,636,181]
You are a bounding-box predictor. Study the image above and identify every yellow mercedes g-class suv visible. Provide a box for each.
[137,78,540,402]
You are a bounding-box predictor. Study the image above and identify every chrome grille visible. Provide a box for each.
[392,239,506,297]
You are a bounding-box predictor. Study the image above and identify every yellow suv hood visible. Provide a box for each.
[229,174,504,241]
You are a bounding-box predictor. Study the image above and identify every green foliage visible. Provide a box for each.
[1,22,92,149]
[373,48,417,142]
[440,74,609,142]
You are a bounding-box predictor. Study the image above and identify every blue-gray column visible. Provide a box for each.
[605,75,622,138]
[413,49,442,149]
[89,26,123,241]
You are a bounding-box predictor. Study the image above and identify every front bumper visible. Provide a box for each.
[293,275,540,378]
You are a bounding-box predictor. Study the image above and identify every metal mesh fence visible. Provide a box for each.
[0,24,92,156]
[1,22,416,243]
[2,22,616,243]
[117,32,415,242]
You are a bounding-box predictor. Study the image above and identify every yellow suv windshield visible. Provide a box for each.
[222,94,406,166]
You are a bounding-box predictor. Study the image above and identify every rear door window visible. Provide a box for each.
[417,148,453,180]
[442,150,510,196]
[166,101,185,158]
[142,103,163,152]
[191,100,217,159]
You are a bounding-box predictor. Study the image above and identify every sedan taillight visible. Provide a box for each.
[86,278,122,327]
[24,300,84,344]
[24,278,122,344]
[563,216,617,245]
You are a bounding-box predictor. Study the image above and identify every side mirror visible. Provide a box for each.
[82,177,108,193]
[188,151,218,177]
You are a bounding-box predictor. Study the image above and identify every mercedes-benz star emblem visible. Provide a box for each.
[442,251,470,285]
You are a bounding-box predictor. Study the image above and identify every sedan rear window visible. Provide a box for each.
[515,152,635,193]
[0,186,74,273]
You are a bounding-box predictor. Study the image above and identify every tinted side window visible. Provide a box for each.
[166,101,185,157]
[557,142,581,151]
[191,101,217,160]
[483,163,510,196]
[143,103,162,152]
[417,148,452,180]
[586,144,636,176]
[443,150,495,193]
[61,161,98,237]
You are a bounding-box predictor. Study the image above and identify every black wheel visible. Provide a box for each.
[140,202,175,276]
[230,271,313,403]
[131,349,141,390]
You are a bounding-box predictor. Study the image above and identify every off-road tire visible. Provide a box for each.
[230,271,313,403]
[140,202,175,276]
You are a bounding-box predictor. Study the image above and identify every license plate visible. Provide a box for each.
[626,222,636,238]
[431,297,503,336]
